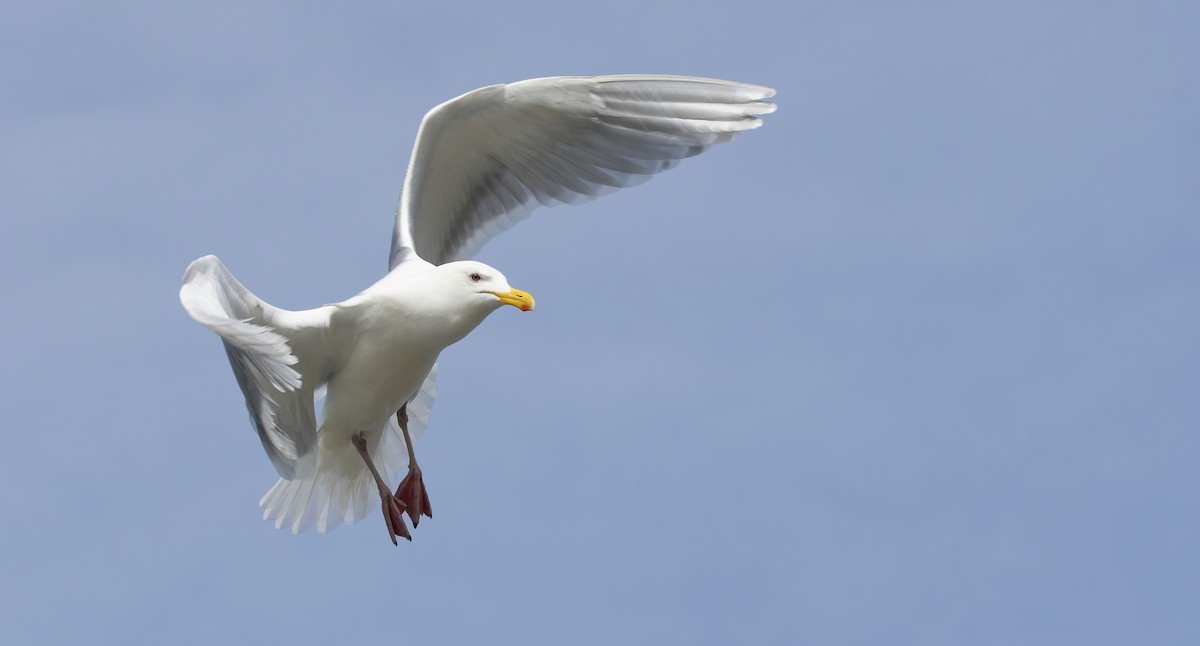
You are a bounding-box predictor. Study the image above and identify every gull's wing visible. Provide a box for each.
[389,74,776,268]
[180,255,335,480]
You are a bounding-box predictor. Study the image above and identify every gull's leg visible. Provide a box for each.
[394,404,433,526]
[353,432,411,545]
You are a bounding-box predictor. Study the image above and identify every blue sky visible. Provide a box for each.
[3,1,1197,644]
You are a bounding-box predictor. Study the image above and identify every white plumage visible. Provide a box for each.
[180,74,775,540]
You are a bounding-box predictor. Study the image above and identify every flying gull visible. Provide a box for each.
[180,74,776,544]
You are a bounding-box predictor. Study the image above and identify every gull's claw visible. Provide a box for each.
[353,431,413,545]
[394,404,433,527]
[395,464,432,527]
[382,493,411,544]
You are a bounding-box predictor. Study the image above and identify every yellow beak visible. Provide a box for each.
[491,288,535,312]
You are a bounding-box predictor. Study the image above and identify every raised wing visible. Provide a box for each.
[180,255,335,479]
[389,75,776,268]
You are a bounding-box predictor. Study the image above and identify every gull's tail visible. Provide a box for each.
[257,366,439,534]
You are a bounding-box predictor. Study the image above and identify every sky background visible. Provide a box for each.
[2,1,1197,644]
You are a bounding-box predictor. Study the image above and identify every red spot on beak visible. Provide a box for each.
[520,304,531,311]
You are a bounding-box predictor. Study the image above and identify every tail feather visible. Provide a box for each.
[259,365,439,534]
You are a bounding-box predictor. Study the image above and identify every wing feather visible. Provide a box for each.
[389,74,775,267]
[180,255,335,479]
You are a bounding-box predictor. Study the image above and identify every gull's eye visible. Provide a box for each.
[469,272,482,282]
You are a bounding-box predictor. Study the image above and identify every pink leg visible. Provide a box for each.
[352,433,410,544]
[394,404,433,526]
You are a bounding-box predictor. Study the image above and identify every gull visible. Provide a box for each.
[180,74,775,544]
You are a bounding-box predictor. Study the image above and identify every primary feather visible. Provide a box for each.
[390,75,776,268]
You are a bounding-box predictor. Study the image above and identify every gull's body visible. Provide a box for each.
[181,74,775,541]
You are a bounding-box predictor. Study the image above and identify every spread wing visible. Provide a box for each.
[180,255,337,480]
[389,74,776,268]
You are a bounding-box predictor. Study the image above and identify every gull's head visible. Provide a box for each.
[437,261,535,313]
